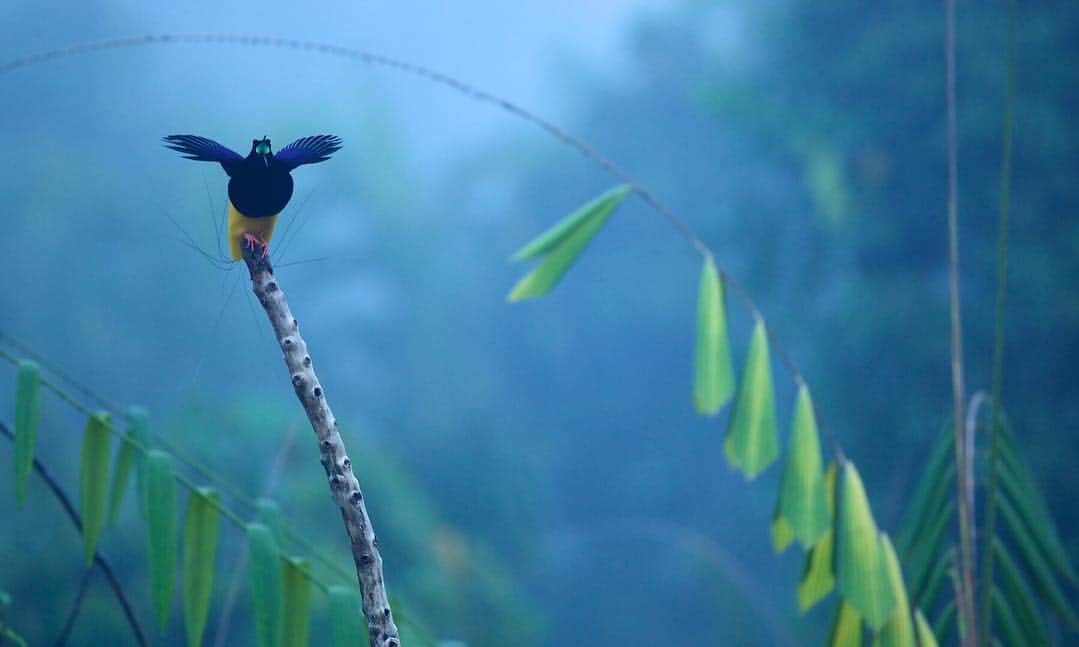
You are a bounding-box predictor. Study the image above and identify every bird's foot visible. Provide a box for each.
[242,233,270,259]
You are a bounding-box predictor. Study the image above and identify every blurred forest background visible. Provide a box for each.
[1,1,1077,645]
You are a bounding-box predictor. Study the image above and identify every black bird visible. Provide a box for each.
[163,134,342,259]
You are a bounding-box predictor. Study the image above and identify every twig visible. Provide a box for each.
[0,421,148,647]
[944,1,978,644]
[239,246,399,646]
[53,569,93,646]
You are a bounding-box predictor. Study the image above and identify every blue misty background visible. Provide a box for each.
[1,1,1077,645]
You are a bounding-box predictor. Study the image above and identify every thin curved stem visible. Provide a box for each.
[0,421,147,647]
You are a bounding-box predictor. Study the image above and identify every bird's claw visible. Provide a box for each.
[242,233,270,259]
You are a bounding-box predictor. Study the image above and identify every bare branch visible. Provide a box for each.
[240,247,399,646]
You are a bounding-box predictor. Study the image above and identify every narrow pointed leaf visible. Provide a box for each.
[693,257,734,414]
[256,498,286,553]
[80,411,112,566]
[895,427,953,555]
[771,514,795,553]
[997,495,1078,627]
[507,185,630,301]
[991,588,1026,647]
[183,487,220,647]
[511,184,630,261]
[13,360,41,506]
[329,585,368,647]
[913,547,954,612]
[776,385,829,547]
[829,600,863,647]
[283,557,312,647]
[836,462,896,630]
[993,538,1050,647]
[797,462,838,612]
[128,407,152,520]
[107,429,138,524]
[724,320,779,479]
[247,523,283,647]
[998,460,1076,582]
[906,501,955,602]
[912,610,938,647]
[147,450,178,630]
[933,599,956,643]
[873,535,914,647]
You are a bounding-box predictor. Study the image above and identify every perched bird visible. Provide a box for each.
[163,134,342,260]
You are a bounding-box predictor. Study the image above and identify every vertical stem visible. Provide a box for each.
[945,0,978,644]
[978,1,1018,643]
[240,248,400,647]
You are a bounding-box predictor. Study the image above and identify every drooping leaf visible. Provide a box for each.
[836,462,896,630]
[998,458,1076,582]
[329,585,368,647]
[246,523,283,647]
[79,411,112,566]
[724,320,779,479]
[13,360,41,507]
[775,385,830,548]
[829,600,863,647]
[507,184,630,301]
[146,450,178,630]
[256,498,286,553]
[873,535,915,647]
[128,407,152,520]
[991,587,1026,647]
[912,610,939,647]
[693,257,734,414]
[771,514,795,553]
[797,462,838,612]
[933,599,956,644]
[283,557,312,647]
[183,487,220,647]
[107,426,139,525]
[895,426,954,556]
[993,538,1050,647]
[913,547,954,612]
[905,501,955,603]
[997,495,1079,627]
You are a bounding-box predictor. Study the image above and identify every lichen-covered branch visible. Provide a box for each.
[240,248,399,647]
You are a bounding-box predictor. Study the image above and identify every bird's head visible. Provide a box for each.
[251,137,272,166]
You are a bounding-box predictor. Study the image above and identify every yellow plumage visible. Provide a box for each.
[228,200,279,260]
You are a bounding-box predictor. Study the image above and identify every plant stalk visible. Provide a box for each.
[978,1,1018,643]
[945,0,978,643]
[240,245,400,647]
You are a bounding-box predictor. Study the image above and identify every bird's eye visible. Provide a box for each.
[256,142,271,155]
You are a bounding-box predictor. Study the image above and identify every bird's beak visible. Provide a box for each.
[263,155,269,168]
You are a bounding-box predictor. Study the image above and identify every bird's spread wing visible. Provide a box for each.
[274,135,343,170]
[163,135,243,173]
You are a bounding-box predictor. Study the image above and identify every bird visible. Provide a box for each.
[163,134,342,260]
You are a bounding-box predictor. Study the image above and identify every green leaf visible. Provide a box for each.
[776,385,830,547]
[912,610,938,647]
[80,411,112,566]
[107,427,138,525]
[797,462,838,612]
[13,360,41,507]
[128,407,152,520]
[724,320,779,479]
[933,599,956,643]
[183,487,220,647]
[895,426,954,556]
[507,184,630,301]
[836,462,896,630]
[991,587,1026,647]
[829,600,862,647]
[247,523,283,647]
[146,450,178,630]
[905,501,955,604]
[329,585,368,647]
[993,538,1050,647]
[771,514,795,553]
[873,535,914,647]
[256,498,286,553]
[997,495,1078,627]
[913,547,954,612]
[693,257,734,414]
[283,557,312,647]
[998,458,1076,582]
